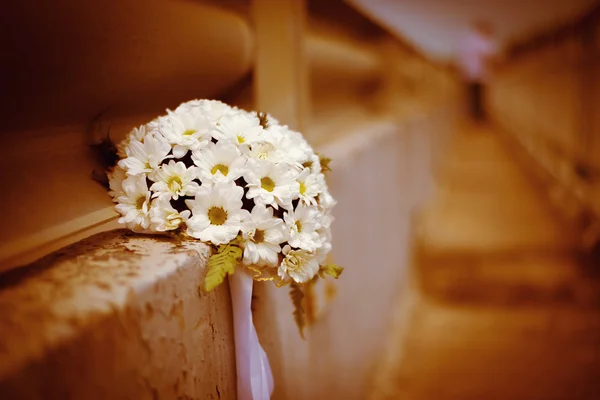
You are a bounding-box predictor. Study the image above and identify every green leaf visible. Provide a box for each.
[290,282,306,339]
[276,279,292,288]
[204,243,242,292]
[305,275,319,324]
[319,154,332,172]
[319,263,344,279]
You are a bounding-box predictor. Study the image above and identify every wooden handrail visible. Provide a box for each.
[0,0,254,133]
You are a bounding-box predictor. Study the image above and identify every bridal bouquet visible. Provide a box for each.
[105,99,342,334]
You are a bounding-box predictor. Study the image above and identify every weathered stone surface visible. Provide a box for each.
[0,230,236,399]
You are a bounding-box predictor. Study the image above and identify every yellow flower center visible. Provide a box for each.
[183,129,196,136]
[211,164,229,176]
[208,207,228,225]
[136,196,146,210]
[299,181,307,195]
[253,229,265,243]
[167,176,183,192]
[237,135,245,144]
[295,221,302,232]
[261,177,276,192]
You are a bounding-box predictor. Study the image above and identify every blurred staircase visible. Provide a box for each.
[369,125,600,400]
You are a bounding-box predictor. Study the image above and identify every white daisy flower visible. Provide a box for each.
[185,181,248,245]
[202,100,237,122]
[157,108,213,158]
[315,214,333,263]
[115,174,152,230]
[318,190,337,211]
[213,112,263,146]
[145,117,161,132]
[176,99,235,122]
[283,203,322,251]
[192,141,246,184]
[118,134,171,176]
[319,210,334,229]
[174,99,204,112]
[108,165,127,201]
[301,153,322,174]
[262,121,286,139]
[266,125,313,167]
[278,245,320,283]
[150,196,191,232]
[245,159,299,209]
[316,240,332,264]
[296,169,325,206]
[130,124,149,142]
[116,125,150,158]
[241,204,287,267]
[149,160,200,200]
[248,141,286,163]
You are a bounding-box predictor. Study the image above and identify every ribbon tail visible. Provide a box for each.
[228,270,274,400]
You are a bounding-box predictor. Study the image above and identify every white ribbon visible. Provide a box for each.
[228,270,274,400]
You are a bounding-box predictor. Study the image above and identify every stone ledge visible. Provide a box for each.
[0,230,235,399]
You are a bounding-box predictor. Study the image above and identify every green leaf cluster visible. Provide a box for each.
[319,263,344,279]
[290,282,306,339]
[204,243,243,292]
[318,154,332,172]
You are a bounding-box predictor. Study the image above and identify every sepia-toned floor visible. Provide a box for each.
[369,126,600,400]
